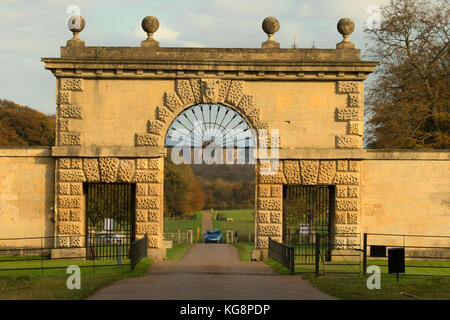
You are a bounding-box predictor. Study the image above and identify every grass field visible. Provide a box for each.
[265,258,450,300]
[212,209,255,234]
[0,257,153,299]
[163,212,204,242]
[232,243,254,261]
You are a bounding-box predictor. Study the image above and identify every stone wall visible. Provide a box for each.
[55,156,165,259]
[0,148,55,250]
[255,158,361,251]
[361,157,450,248]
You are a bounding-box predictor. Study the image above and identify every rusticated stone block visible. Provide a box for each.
[348,161,361,172]
[333,172,359,185]
[148,236,159,248]
[136,159,148,170]
[225,80,244,106]
[335,211,347,224]
[271,185,282,198]
[259,198,282,210]
[337,160,348,171]
[70,183,82,195]
[148,210,160,222]
[164,92,182,112]
[59,105,82,119]
[58,158,71,169]
[59,170,85,182]
[134,170,159,183]
[336,199,359,211]
[258,224,282,237]
[58,209,71,221]
[147,120,164,136]
[190,79,203,103]
[347,237,359,248]
[71,158,82,169]
[58,91,70,104]
[136,223,158,235]
[336,185,347,198]
[70,209,81,221]
[258,211,270,223]
[257,237,268,249]
[157,106,171,123]
[136,210,148,222]
[337,81,360,93]
[336,108,360,121]
[334,237,346,249]
[117,160,135,182]
[336,135,362,149]
[59,132,81,146]
[348,93,360,107]
[300,160,319,185]
[237,94,254,113]
[59,118,69,132]
[246,108,261,128]
[71,236,81,247]
[271,211,282,224]
[58,195,81,208]
[148,184,160,196]
[137,184,148,196]
[348,121,363,136]
[58,222,80,234]
[58,183,71,195]
[60,78,83,91]
[83,159,100,182]
[148,159,160,170]
[347,186,359,198]
[284,160,301,184]
[175,79,195,104]
[259,172,286,184]
[347,212,358,224]
[317,161,336,184]
[334,225,358,235]
[137,197,159,209]
[58,237,70,248]
[99,158,119,183]
[136,133,160,146]
[259,185,271,197]
[217,79,231,103]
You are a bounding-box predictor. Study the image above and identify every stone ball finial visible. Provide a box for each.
[66,15,85,47]
[141,16,160,47]
[262,16,280,35]
[261,17,280,49]
[336,18,355,49]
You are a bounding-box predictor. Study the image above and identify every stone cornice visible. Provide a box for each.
[52,146,166,158]
[42,47,377,80]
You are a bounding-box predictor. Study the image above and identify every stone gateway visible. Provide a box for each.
[0,16,448,261]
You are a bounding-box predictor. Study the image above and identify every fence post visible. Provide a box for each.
[289,246,295,275]
[177,229,181,244]
[363,233,367,276]
[315,233,320,276]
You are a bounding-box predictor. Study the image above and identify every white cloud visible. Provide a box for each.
[131,22,179,41]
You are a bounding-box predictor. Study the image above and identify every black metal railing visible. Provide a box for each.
[268,237,294,274]
[362,233,450,277]
[0,234,142,274]
[130,234,148,271]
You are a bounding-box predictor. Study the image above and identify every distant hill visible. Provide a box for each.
[0,99,55,146]
[190,164,254,183]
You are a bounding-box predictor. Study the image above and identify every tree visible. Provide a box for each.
[364,0,449,149]
[0,99,55,146]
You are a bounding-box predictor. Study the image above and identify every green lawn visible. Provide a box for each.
[212,209,255,234]
[265,258,450,300]
[165,243,192,261]
[0,257,153,299]
[232,243,254,261]
[163,211,203,243]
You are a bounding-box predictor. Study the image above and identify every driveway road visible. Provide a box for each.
[88,243,336,300]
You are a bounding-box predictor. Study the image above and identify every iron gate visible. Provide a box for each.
[85,183,136,260]
[283,185,334,262]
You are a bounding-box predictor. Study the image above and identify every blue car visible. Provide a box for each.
[204,229,223,243]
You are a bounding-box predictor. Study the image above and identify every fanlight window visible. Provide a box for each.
[165,104,255,148]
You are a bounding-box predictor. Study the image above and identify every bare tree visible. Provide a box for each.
[364,0,449,148]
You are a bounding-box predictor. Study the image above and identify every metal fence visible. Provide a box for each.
[130,234,148,271]
[268,237,294,274]
[363,233,450,277]
[0,234,151,274]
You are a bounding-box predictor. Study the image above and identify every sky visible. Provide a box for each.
[0,0,389,115]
